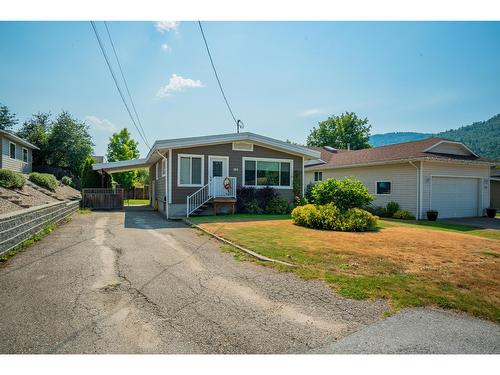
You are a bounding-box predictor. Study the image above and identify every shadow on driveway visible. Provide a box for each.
[123,205,186,229]
[441,217,500,230]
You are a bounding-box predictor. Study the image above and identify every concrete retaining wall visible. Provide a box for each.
[0,200,80,255]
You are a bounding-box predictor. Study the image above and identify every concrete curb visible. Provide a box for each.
[183,218,296,267]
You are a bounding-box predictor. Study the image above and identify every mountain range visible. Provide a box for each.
[369,114,500,160]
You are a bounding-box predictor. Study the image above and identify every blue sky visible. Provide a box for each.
[0,21,499,157]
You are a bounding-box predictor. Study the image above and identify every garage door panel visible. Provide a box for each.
[431,177,479,218]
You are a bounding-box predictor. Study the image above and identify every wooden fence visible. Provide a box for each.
[82,188,124,210]
[124,185,150,200]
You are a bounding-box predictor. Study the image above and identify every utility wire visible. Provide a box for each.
[198,21,243,133]
[103,21,150,147]
[90,21,150,148]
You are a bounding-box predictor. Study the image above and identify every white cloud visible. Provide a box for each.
[85,116,116,132]
[155,21,179,33]
[299,108,322,117]
[161,43,172,52]
[157,74,204,98]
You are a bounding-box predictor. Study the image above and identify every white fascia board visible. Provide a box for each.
[92,158,150,172]
[146,132,320,160]
[423,140,479,157]
[0,130,40,150]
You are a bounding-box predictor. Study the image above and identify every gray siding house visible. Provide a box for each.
[93,132,320,218]
[0,130,39,173]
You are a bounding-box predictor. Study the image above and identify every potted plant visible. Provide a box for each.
[486,207,497,218]
[427,210,438,221]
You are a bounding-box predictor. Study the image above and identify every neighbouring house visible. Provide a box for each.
[92,132,320,218]
[305,138,498,219]
[490,168,500,210]
[0,129,39,173]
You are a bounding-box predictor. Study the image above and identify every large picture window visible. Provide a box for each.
[178,154,204,186]
[243,158,293,188]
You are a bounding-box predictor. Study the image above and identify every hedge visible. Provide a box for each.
[0,169,26,189]
[29,172,58,191]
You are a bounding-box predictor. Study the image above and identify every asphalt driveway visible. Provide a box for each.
[0,207,498,354]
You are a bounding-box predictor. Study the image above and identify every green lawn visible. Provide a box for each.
[124,199,150,205]
[192,214,500,322]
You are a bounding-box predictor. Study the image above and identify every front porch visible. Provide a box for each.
[186,176,237,217]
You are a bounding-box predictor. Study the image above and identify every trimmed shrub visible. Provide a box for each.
[255,186,278,211]
[304,182,315,203]
[291,203,378,232]
[266,196,291,214]
[236,186,256,213]
[311,177,373,211]
[244,199,263,214]
[29,172,58,191]
[392,209,415,220]
[0,169,26,189]
[61,176,73,187]
[386,201,400,217]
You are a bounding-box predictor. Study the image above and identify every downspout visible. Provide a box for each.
[409,161,420,220]
[168,149,173,217]
[419,161,424,219]
[155,150,169,220]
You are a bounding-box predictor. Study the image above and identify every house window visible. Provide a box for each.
[178,154,204,186]
[376,181,391,195]
[161,158,167,177]
[9,142,16,159]
[314,171,323,182]
[243,158,293,188]
[22,148,28,163]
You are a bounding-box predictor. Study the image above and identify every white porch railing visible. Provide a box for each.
[186,176,236,216]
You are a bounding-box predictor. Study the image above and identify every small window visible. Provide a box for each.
[9,142,16,159]
[314,171,323,182]
[22,148,28,163]
[161,158,167,177]
[232,142,253,152]
[178,155,204,186]
[376,181,391,195]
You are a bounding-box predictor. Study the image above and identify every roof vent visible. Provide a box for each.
[324,146,337,152]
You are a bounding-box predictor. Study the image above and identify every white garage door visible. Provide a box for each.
[431,177,479,218]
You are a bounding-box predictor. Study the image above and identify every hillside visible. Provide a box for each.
[369,114,500,160]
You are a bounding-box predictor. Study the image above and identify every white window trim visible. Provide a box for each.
[375,180,392,195]
[232,142,254,152]
[9,142,16,160]
[242,156,293,189]
[22,147,29,163]
[177,153,205,187]
[155,163,159,180]
[314,171,323,182]
[161,158,167,177]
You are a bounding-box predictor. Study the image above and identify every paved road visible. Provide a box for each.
[0,207,386,354]
[312,308,500,354]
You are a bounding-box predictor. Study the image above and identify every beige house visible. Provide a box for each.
[0,129,39,173]
[305,138,497,219]
[93,132,320,218]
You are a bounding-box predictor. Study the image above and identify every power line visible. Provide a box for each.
[90,21,150,148]
[103,21,150,147]
[198,21,244,133]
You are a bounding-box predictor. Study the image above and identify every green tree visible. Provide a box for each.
[106,128,140,189]
[17,112,51,166]
[47,111,94,177]
[80,157,101,189]
[307,112,371,150]
[0,103,18,130]
[134,169,150,187]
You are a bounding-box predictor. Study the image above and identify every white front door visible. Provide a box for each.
[208,156,229,196]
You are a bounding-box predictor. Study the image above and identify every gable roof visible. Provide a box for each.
[94,132,320,172]
[305,137,496,170]
[0,129,40,150]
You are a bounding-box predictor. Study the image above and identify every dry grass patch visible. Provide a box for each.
[197,218,500,321]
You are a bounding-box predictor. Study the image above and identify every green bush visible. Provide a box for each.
[304,182,315,203]
[244,199,263,214]
[392,209,415,220]
[0,169,26,189]
[266,196,291,214]
[61,176,73,187]
[29,172,58,191]
[311,177,373,211]
[291,203,378,232]
[386,201,400,217]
